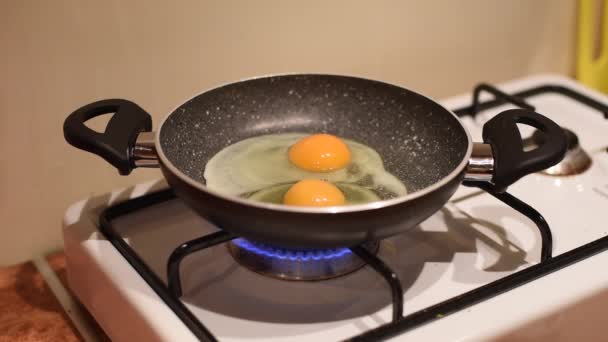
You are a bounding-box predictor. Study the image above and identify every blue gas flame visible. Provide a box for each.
[231,238,352,261]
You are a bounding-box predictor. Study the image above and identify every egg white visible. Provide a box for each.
[204,133,406,199]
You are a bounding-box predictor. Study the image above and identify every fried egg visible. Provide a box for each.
[204,133,406,202]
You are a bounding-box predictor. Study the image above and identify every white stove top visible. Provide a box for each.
[63,74,608,342]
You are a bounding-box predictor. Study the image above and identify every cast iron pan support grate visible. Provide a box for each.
[167,231,237,298]
[162,180,554,325]
[454,83,608,118]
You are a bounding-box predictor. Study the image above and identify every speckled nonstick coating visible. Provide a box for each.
[161,75,467,191]
[157,75,470,248]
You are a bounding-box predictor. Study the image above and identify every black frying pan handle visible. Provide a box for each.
[63,99,153,175]
[482,109,567,192]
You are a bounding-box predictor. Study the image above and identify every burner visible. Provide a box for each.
[530,128,592,176]
[228,238,379,280]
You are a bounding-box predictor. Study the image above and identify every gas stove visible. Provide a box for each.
[63,74,608,341]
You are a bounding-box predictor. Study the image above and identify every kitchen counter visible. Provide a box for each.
[0,252,108,342]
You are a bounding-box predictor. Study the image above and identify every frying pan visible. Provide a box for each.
[63,74,567,248]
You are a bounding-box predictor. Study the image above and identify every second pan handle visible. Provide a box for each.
[465,109,567,192]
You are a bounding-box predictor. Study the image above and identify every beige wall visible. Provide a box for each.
[0,0,575,265]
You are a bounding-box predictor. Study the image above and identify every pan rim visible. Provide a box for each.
[155,73,473,214]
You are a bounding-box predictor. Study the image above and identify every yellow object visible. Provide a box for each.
[288,134,352,172]
[283,179,346,207]
[577,0,608,93]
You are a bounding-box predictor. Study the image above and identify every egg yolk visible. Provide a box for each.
[283,179,345,207]
[288,134,351,172]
